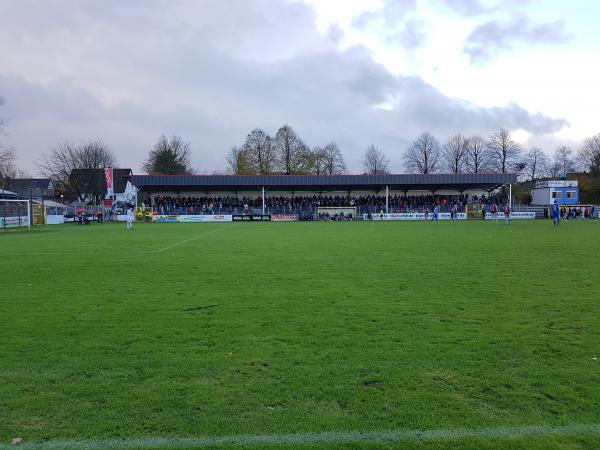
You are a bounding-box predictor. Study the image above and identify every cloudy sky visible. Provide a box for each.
[0,0,598,174]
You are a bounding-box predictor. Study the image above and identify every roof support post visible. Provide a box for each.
[262,186,265,215]
[509,183,512,210]
[386,185,389,214]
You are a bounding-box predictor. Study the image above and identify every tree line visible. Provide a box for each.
[404,129,600,180]
[2,94,600,197]
[225,126,347,175]
[226,126,600,180]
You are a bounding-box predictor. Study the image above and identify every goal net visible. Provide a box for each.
[0,199,32,229]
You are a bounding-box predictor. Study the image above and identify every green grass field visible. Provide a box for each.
[1,220,599,449]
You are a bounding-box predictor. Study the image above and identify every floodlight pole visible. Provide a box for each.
[385,185,389,214]
[509,183,512,210]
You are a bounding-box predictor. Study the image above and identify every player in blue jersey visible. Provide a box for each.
[551,201,560,227]
[433,205,439,222]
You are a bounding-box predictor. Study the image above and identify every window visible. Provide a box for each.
[552,191,562,199]
[566,191,577,199]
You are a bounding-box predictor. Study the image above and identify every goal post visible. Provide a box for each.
[0,199,32,230]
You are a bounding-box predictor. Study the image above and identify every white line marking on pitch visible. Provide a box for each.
[3,423,599,449]
[154,226,231,253]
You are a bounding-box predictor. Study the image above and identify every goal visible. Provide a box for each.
[0,199,32,229]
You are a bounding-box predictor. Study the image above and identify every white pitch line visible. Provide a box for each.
[154,226,230,253]
[3,423,600,449]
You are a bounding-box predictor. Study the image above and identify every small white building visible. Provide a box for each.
[531,180,579,205]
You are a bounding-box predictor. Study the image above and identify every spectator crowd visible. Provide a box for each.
[144,193,508,215]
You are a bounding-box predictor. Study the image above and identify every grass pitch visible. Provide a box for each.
[1,220,599,449]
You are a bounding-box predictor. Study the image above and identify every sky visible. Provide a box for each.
[0,0,598,174]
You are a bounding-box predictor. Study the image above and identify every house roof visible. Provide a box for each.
[69,168,132,193]
[6,178,53,194]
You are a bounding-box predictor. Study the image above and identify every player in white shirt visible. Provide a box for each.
[126,207,134,230]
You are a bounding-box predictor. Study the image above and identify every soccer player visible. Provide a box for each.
[126,206,134,230]
[433,205,439,223]
[451,203,459,222]
[551,201,560,227]
[503,204,511,224]
[490,202,499,223]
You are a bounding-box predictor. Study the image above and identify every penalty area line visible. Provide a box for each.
[153,226,231,253]
[4,423,600,449]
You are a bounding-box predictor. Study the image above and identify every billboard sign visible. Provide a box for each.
[232,214,271,221]
[152,214,232,223]
[271,214,299,221]
[484,212,535,220]
[363,213,467,221]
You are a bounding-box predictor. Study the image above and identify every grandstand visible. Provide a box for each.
[133,173,516,217]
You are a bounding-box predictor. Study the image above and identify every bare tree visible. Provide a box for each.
[443,134,467,173]
[225,145,252,175]
[578,133,600,176]
[524,148,548,181]
[309,146,328,175]
[38,139,117,187]
[0,149,17,188]
[548,159,562,179]
[143,135,192,174]
[553,145,575,177]
[487,128,522,173]
[361,144,389,174]
[321,142,346,175]
[243,129,277,174]
[38,139,118,201]
[273,125,311,174]
[464,135,490,173]
[38,140,79,187]
[404,132,442,174]
[79,139,116,170]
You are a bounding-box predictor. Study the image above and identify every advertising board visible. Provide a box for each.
[0,216,30,228]
[484,212,535,220]
[46,215,65,225]
[153,215,232,223]
[363,213,467,221]
[271,214,299,221]
[232,214,272,221]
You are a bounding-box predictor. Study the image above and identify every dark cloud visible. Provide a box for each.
[0,0,567,173]
[464,13,571,62]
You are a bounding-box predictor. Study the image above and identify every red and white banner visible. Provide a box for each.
[104,167,114,198]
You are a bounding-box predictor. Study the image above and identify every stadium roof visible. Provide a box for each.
[132,173,517,192]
